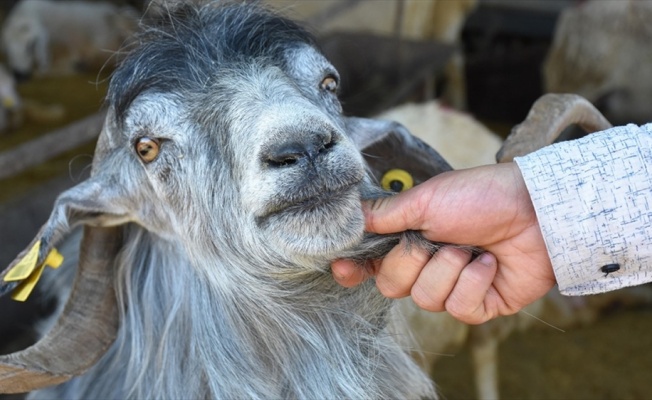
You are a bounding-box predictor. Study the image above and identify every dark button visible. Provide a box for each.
[600,263,620,277]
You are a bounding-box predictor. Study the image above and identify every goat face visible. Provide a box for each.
[113,53,366,263]
[231,60,367,258]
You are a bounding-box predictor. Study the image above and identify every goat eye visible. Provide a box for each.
[135,137,160,163]
[381,169,414,193]
[320,76,338,93]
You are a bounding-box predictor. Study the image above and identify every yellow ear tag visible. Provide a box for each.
[4,241,41,282]
[381,169,414,193]
[7,247,64,302]
[44,248,64,270]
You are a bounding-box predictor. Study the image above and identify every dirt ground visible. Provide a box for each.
[432,307,652,400]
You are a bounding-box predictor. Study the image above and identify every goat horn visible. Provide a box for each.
[496,93,613,163]
[0,227,121,394]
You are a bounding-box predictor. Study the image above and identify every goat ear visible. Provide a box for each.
[0,167,130,300]
[0,167,128,391]
[345,116,453,188]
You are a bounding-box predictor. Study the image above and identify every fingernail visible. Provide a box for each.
[477,252,495,266]
[333,263,354,281]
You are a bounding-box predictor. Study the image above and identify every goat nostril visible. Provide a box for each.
[320,138,336,154]
[269,155,299,168]
[265,142,306,168]
[264,133,337,168]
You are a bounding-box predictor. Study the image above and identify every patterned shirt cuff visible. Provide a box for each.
[515,124,652,295]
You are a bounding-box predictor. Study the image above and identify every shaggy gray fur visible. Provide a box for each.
[28,2,441,399]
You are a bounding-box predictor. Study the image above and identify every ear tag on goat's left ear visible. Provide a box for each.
[381,169,414,193]
[3,243,64,302]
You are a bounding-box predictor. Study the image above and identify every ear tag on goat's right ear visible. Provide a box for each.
[3,240,41,282]
[3,243,64,302]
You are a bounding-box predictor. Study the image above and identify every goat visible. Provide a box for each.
[1,0,139,78]
[0,2,455,398]
[543,0,652,125]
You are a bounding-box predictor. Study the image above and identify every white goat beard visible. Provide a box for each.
[265,189,364,258]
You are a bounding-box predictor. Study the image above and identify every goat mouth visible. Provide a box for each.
[257,181,361,222]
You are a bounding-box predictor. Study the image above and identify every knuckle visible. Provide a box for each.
[376,276,408,299]
[411,284,440,312]
[444,296,476,323]
[436,246,472,266]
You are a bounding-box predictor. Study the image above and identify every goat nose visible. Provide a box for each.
[264,132,335,168]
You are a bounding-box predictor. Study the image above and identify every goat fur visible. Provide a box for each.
[24,2,442,399]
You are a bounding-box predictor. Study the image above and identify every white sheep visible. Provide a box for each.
[376,101,502,169]
[1,0,139,78]
[543,0,652,124]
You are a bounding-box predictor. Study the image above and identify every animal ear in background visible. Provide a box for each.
[344,116,453,190]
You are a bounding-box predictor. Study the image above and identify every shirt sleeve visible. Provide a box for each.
[514,123,652,295]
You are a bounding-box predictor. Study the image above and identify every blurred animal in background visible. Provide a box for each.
[399,284,652,400]
[0,63,22,132]
[266,0,478,111]
[1,0,139,79]
[375,101,501,169]
[544,0,652,125]
[0,60,66,133]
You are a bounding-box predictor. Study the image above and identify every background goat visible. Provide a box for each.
[543,0,652,125]
[1,0,138,78]
[0,2,458,398]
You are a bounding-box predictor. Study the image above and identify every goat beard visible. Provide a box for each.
[260,187,365,258]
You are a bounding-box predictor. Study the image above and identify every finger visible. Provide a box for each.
[362,184,431,234]
[444,252,499,324]
[332,259,370,288]
[375,241,431,299]
[410,246,474,312]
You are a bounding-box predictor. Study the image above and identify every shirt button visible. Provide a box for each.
[600,263,620,277]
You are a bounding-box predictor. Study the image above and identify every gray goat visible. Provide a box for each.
[0,1,453,398]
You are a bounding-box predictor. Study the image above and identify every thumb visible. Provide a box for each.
[363,183,432,234]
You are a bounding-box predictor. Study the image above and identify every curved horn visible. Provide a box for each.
[496,93,612,163]
[0,227,121,394]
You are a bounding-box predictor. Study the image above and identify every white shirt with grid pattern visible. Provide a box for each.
[515,123,652,295]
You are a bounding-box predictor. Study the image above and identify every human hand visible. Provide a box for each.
[333,162,556,324]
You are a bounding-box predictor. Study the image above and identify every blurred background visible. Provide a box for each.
[1,1,651,399]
